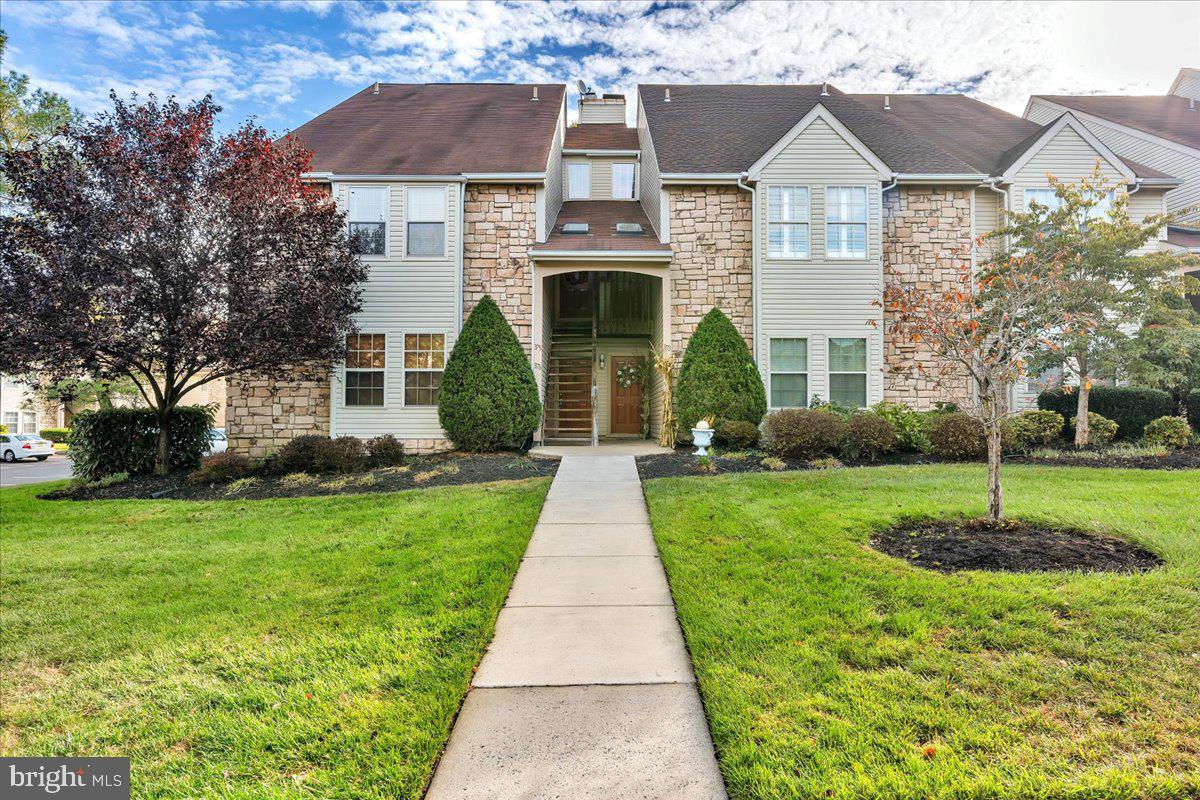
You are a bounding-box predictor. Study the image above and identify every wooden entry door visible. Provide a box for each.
[610,356,645,435]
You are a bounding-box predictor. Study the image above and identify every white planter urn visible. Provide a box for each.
[691,426,715,456]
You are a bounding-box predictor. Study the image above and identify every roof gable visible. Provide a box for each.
[998,113,1134,184]
[747,103,890,179]
[1029,94,1200,151]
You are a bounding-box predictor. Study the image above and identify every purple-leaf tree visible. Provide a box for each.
[0,93,365,474]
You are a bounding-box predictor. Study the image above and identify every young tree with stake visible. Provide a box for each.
[0,93,366,474]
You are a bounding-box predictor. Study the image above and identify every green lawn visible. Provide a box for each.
[644,465,1200,800]
[1,478,550,799]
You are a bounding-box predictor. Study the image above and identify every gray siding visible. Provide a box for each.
[1027,98,1200,225]
[637,102,663,238]
[330,181,461,439]
[579,102,626,124]
[1171,72,1200,100]
[544,109,565,237]
[755,116,884,407]
[563,155,638,201]
[973,187,1002,262]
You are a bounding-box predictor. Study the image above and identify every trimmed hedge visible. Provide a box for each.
[1143,416,1191,449]
[676,308,766,439]
[438,295,541,452]
[1003,410,1064,452]
[762,408,846,459]
[714,419,760,450]
[271,435,368,474]
[845,412,896,461]
[39,427,70,443]
[927,412,986,460]
[68,406,213,480]
[1069,412,1119,448]
[188,452,255,484]
[1038,387,1174,440]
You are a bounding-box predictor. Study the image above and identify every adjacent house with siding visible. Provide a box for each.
[225,80,1181,457]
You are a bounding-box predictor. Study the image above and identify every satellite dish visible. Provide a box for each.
[576,79,590,96]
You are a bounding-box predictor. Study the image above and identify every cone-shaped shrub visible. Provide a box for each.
[676,307,766,438]
[438,295,541,451]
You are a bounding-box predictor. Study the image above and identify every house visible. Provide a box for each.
[1025,67,1200,255]
[225,81,1181,457]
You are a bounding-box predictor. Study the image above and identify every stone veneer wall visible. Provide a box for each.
[462,184,538,352]
[226,372,330,458]
[666,186,754,354]
[882,186,974,409]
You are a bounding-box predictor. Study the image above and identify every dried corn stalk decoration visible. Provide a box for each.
[650,343,677,449]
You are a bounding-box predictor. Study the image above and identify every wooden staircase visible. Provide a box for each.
[542,331,595,443]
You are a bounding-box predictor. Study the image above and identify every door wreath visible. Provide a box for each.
[615,361,644,389]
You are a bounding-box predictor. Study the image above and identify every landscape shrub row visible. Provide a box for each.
[69,406,213,480]
[38,427,70,443]
[1037,387,1174,440]
[186,433,407,485]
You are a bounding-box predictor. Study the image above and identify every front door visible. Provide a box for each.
[610,356,645,435]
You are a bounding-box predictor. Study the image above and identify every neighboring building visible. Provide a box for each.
[226,80,1182,456]
[1025,67,1200,235]
[0,375,60,434]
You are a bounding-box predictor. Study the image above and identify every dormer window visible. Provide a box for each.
[611,163,635,199]
[347,186,387,256]
[567,163,590,200]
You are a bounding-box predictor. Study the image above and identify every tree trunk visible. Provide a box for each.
[155,411,171,476]
[986,419,1004,523]
[1074,379,1090,448]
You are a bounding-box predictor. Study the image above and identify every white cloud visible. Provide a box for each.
[4,0,1197,131]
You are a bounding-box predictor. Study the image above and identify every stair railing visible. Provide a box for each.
[590,314,599,446]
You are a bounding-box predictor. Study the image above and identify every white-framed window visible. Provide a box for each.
[826,186,868,259]
[344,333,386,407]
[403,333,446,406]
[21,411,37,434]
[3,411,17,431]
[347,186,387,256]
[611,163,636,199]
[1026,187,1116,222]
[828,337,868,408]
[767,185,810,259]
[567,162,590,200]
[406,186,447,257]
[769,338,808,408]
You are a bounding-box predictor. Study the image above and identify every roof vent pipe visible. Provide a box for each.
[664,88,671,102]
[372,82,380,95]
[883,95,891,111]
[821,82,829,96]
[531,86,539,102]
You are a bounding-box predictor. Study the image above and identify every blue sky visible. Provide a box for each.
[3,1,1197,134]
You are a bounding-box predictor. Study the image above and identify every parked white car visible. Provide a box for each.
[1,433,54,462]
[206,428,228,456]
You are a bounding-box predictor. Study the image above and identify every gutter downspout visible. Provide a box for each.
[983,177,1010,252]
[456,176,468,335]
[737,173,759,366]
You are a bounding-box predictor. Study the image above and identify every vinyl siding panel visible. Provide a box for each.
[544,110,565,237]
[331,181,460,439]
[1171,73,1200,101]
[756,117,884,407]
[637,102,663,238]
[973,187,1002,261]
[579,103,626,124]
[1027,99,1200,225]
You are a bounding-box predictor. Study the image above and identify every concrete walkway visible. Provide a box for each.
[425,454,727,799]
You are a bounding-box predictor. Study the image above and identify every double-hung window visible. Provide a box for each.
[828,337,868,408]
[611,163,635,199]
[407,186,446,257]
[767,186,809,259]
[826,186,868,259]
[344,334,386,407]
[347,186,387,256]
[1024,187,1062,212]
[404,334,445,406]
[769,338,808,408]
[567,163,591,200]
[21,411,36,434]
[3,411,18,431]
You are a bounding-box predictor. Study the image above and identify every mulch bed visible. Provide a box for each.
[1010,445,1200,471]
[636,445,1200,480]
[40,452,558,502]
[871,518,1163,574]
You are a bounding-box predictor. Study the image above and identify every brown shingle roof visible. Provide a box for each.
[850,94,1176,180]
[540,201,670,252]
[1034,95,1200,151]
[289,83,564,175]
[564,124,640,151]
[638,84,978,175]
